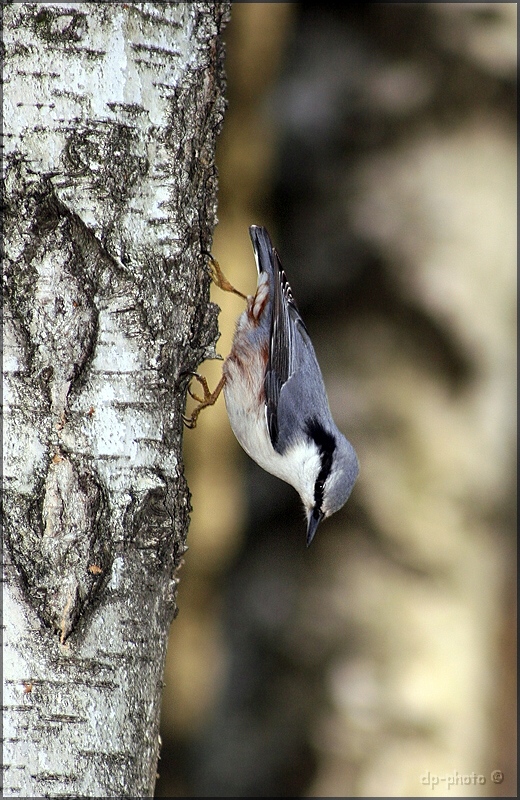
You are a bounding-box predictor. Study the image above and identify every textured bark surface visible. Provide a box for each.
[2,3,229,797]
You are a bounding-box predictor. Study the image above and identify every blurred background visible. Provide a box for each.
[156,4,516,797]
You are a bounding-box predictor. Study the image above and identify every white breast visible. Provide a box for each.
[223,350,320,510]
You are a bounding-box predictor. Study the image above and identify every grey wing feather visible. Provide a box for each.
[265,249,308,449]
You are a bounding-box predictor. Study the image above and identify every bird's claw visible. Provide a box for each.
[183,372,226,429]
[187,384,205,403]
[203,252,247,300]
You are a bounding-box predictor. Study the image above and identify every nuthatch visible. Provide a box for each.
[185,225,359,545]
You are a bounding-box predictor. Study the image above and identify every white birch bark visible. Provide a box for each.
[2,3,229,796]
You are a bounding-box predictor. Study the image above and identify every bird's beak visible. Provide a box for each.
[306,509,324,547]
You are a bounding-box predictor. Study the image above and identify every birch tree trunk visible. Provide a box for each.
[2,3,229,796]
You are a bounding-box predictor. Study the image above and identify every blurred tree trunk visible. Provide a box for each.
[2,3,228,797]
[170,6,516,799]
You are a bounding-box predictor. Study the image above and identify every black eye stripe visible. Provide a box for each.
[306,417,336,454]
[306,417,336,510]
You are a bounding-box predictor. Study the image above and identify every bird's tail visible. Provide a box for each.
[249,225,279,277]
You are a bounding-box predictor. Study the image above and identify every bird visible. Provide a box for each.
[185,225,359,545]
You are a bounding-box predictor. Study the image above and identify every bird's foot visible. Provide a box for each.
[206,253,247,300]
[183,372,226,429]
